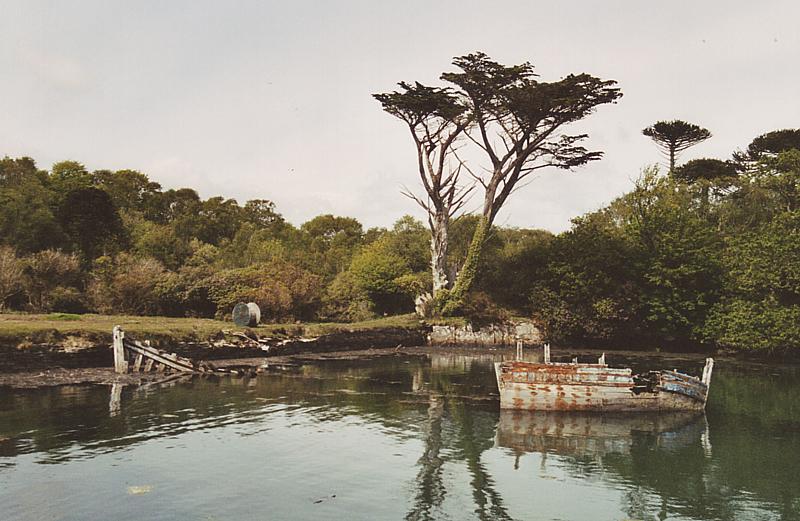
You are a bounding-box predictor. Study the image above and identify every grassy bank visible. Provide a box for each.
[0,312,428,347]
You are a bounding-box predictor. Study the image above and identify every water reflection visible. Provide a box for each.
[0,353,798,521]
[496,410,708,460]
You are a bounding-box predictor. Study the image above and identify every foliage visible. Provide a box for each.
[0,158,64,253]
[378,52,621,311]
[704,211,800,354]
[460,291,509,329]
[87,254,168,315]
[0,246,24,311]
[642,120,712,171]
[348,238,414,315]
[734,128,800,164]
[23,250,82,312]
[300,214,365,280]
[529,210,643,344]
[3,128,800,356]
[205,261,323,321]
[440,216,488,315]
[127,216,191,270]
[59,187,126,261]
[705,299,800,355]
[321,271,374,322]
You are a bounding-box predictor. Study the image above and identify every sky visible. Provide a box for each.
[1,1,798,233]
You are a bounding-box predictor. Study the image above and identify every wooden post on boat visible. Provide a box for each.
[113,325,128,374]
[702,358,714,388]
[543,343,551,364]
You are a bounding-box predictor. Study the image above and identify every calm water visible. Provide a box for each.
[1,352,799,521]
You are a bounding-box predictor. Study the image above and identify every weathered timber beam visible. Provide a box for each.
[123,340,196,373]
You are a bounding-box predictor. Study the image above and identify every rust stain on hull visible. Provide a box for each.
[495,357,713,412]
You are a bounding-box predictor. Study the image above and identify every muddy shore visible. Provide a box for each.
[0,343,768,389]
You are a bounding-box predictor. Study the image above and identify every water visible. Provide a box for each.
[1,352,798,521]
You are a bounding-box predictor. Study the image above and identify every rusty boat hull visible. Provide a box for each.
[494,357,713,412]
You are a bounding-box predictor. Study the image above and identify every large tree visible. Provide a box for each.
[643,120,711,172]
[59,187,125,261]
[733,128,800,168]
[438,53,621,313]
[374,82,471,294]
[673,158,739,212]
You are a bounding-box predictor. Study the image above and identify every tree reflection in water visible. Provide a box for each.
[0,353,799,521]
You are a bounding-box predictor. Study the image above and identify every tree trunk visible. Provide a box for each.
[439,176,499,315]
[669,147,676,173]
[441,215,489,315]
[431,209,450,294]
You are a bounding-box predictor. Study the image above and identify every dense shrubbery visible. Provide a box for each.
[2,130,800,354]
[0,156,432,321]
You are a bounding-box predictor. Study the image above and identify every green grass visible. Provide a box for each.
[44,313,82,321]
[0,312,426,347]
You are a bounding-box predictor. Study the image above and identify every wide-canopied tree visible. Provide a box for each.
[441,53,621,312]
[643,120,711,172]
[374,82,471,295]
[377,53,621,314]
[734,128,800,165]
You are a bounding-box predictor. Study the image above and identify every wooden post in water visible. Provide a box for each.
[543,343,551,364]
[113,326,128,374]
[515,337,523,360]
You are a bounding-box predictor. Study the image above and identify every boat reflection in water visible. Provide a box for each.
[495,410,709,461]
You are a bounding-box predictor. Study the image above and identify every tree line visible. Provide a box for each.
[2,50,799,355]
[0,156,439,321]
[2,125,800,354]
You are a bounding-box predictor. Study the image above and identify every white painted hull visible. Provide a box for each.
[495,360,710,412]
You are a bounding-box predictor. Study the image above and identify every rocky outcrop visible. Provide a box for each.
[428,321,541,347]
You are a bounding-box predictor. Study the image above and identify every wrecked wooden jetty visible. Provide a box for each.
[495,344,714,412]
[112,326,211,375]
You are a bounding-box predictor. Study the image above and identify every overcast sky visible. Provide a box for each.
[1,1,798,232]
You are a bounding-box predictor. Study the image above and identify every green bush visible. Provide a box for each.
[0,246,24,311]
[207,261,323,321]
[87,254,168,315]
[321,270,374,322]
[23,250,82,312]
[704,298,800,355]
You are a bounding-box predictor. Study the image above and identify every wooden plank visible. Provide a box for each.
[123,341,195,372]
[143,358,154,372]
[132,354,143,372]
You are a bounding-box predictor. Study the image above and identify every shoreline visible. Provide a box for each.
[1,344,792,389]
[1,313,797,388]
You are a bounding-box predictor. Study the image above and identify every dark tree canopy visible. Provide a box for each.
[643,120,711,172]
[673,158,738,184]
[735,128,800,164]
[59,187,125,260]
[377,52,621,313]
[441,53,622,223]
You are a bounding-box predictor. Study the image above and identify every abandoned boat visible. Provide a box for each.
[494,345,714,412]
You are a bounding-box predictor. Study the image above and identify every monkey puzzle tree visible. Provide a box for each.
[673,158,739,212]
[642,120,711,172]
[733,128,800,168]
[374,82,471,295]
